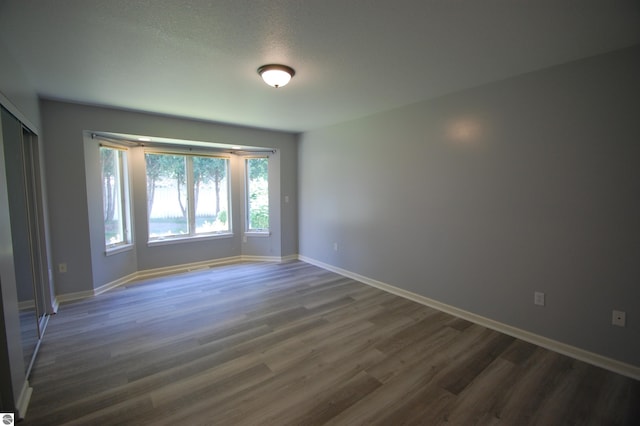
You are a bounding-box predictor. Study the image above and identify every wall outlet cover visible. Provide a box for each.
[612,310,626,327]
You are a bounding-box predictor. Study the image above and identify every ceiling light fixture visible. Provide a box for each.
[257,64,295,88]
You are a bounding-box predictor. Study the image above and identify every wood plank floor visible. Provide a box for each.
[23,261,639,425]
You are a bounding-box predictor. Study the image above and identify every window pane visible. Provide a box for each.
[145,153,188,239]
[246,157,269,231]
[194,156,230,234]
[101,147,125,245]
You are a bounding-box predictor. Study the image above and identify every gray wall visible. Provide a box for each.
[41,100,298,295]
[0,39,40,131]
[298,45,640,367]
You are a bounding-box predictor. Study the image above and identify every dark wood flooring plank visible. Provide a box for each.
[21,260,640,426]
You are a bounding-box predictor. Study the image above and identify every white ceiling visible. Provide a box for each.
[1,1,639,133]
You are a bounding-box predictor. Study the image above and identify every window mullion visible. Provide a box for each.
[117,152,127,237]
[120,151,133,243]
[186,156,196,236]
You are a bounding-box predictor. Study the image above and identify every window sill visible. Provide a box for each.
[105,243,134,256]
[148,232,234,247]
[244,231,271,238]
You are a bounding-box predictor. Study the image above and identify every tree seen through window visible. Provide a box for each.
[145,152,230,240]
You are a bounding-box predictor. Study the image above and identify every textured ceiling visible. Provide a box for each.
[1,1,639,133]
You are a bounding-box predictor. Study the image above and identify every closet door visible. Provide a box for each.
[21,127,49,335]
[1,107,40,376]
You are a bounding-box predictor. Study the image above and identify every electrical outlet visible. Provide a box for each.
[612,310,626,327]
[58,263,67,273]
[534,291,545,306]
[333,242,338,251]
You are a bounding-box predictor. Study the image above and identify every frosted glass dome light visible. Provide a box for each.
[257,64,295,88]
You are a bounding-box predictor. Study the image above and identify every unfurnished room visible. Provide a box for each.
[0,1,639,425]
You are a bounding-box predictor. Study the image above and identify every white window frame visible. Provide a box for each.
[245,156,270,235]
[144,149,232,244]
[99,143,133,254]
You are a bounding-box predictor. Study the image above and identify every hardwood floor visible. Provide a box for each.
[23,261,639,425]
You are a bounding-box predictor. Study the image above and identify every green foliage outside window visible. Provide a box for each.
[247,158,269,231]
[145,152,230,239]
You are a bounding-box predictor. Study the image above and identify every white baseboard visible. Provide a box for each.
[240,255,284,263]
[95,271,139,296]
[18,300,36,311]
[281,254,299,262]
[135,255,244,281]
[298,255,640,381]
[55,289,95,304]
[55,255,291,304]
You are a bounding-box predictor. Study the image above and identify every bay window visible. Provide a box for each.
[145,151,231,241]
[245,157,269,233]
[100,145,132,248]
